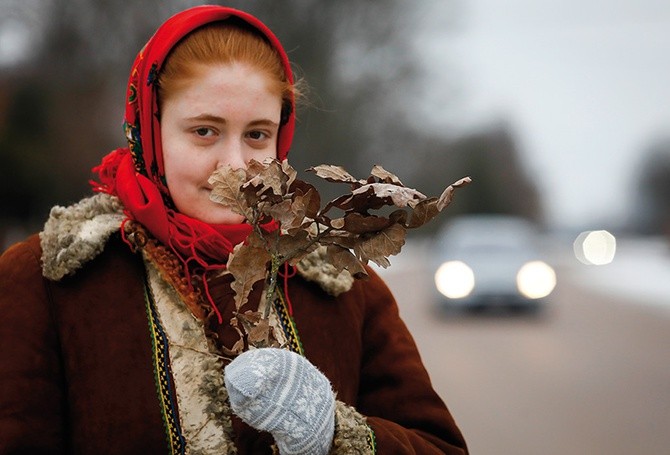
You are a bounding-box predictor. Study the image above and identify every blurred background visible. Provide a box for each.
[1,0,668,453]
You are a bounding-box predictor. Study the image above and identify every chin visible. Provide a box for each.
[211,217,246,225]
[177,206,243,225]
[202,209,246,225]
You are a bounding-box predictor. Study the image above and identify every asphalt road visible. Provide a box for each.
[379,257,670,455]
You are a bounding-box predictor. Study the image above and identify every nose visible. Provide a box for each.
[216,138,246,170]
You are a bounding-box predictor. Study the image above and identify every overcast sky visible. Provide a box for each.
[414,0,670,229]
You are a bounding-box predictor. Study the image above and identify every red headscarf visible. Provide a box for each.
[92,6,295,271]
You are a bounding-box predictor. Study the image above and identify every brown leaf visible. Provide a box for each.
[276,229,316,264]
[353,223,406,268]
[221,338,246,356]
[352,183,426,209]
[235,310,261,330]
[323,188,386,213]
[370,164,403,185]
[208,165,251,218]
[322,193,356,214]
[389,209,408,226]
[227,234,270,310]
[281,159,298,189]
[237,311,271,348]
[437,176,472,211]
[407,198,439,228]
[244,159,287,198]
[288,196,308,232]
[321,232,359,250]
[308,164,364,185]
[244,159,265,181]
[343,212,392,234]
[261,198,305,233]
[327,245,368,278]
[298,187,321,219]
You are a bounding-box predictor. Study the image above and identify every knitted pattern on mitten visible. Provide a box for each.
[224,348,335,455]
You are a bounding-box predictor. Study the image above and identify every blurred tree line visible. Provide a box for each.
[0,0,544,249]
[630,138,670,240]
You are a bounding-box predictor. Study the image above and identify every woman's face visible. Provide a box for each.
[161,63,282,224]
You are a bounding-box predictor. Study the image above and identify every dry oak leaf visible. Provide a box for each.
[237,311,274,348]
[342,212,392,234]
[208,165,250,218]
[437,176,472,211]
[308,164,364,185]
[353,223,406,268]
[352,183,426,209]
[370,164,404,185]
[290,184,321,220]
[276,229,317,266]
[324,188,388,213]
[244,159,288,197]
[326,244,369,278]
[407,177,473,228]
[320,232,359,250]
[281,159,298,189]
[226,234,271,310]
[260,199,305,233]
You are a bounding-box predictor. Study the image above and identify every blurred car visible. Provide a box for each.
[431,214,556,313]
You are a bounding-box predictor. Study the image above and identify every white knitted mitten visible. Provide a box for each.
[224,348,336,455]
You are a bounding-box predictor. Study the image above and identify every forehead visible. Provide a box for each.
[165,63,282,117]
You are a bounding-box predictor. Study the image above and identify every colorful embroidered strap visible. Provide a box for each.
[144,282,187,454]
[367,427,377,453]
[273,285,304,355]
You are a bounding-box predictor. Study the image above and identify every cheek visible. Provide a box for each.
[164,150,218,204]
[162,140,197,197]
[161,128,179,177]
[162,146,183,188]
[164,152,203,187]
[162,129,200,175]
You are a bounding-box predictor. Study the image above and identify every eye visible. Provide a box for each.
[193,127,215,138]
[246,130,268,141]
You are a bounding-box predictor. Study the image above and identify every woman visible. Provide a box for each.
[0,5,468,454]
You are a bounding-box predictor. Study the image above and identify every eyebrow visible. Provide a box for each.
[249,119,279,128]
[187,114,226,123]
[186,114,279,128]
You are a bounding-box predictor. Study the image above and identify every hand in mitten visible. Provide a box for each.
[224,348,336,455]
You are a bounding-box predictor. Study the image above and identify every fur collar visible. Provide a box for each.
[39,194,353,296]
[40,193,126,281]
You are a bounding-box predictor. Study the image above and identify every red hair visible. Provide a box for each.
[157,20,295,124]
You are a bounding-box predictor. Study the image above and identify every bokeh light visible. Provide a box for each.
[434,261,475,299]
[573,230,617,265]
[516,261,557,299]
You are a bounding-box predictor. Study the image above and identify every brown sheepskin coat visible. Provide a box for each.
[0,194,467,454]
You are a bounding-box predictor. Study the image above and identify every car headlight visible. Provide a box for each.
[434,261,475,299]
[516,261,556,299]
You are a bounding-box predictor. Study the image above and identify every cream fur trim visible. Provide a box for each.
[145,259,237,454]
[295,246,354,296]
[40,193,125,281]
[330,401,376,454]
